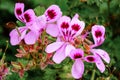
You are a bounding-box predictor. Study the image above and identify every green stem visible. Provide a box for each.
[3,41,8,55]
[0,41,8,65]
[90,69,96,80]
[16,27,21,37]
[41,30,46,45]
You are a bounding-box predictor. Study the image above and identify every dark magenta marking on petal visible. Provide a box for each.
[61,22,69,29]
[24,13,31,22]
[62,31,65,36]
[71,24,80,31]
[16,8,22,15]
[66,31,68,36]
[74,53,82,59]
[95,30,102,38]
[87,57,95,62]
[71,33,75,37]
[47,9,56,19]
[69,31,71,36]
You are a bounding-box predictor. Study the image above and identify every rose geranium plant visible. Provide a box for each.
[1,2,110,80]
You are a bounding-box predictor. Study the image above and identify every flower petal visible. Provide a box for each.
[28,15,46,32]
[45,42,64,53]
[91,25,105,46]
[53,44,67,64]
[73,13,79,19]
[46,24,59,37]
[92,49,110,63]
[44,5,62,23]
[24,31,37,44]
[9,30,21,45]
[23,9,36,24]
[36,15,47,29]
[56,35,62,42]
[65,44,75,56]
[72,59,84,79]
[20,27,28,39]
[9,27,27,45]
[69,49,84,60]
[95,55,105,73]
[70,17,85,37]
[57,16,71,37]
[14,3,24,22]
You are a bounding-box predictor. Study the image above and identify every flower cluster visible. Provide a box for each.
[9,3,110,79]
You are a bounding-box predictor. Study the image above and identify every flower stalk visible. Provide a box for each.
[91,69,96,80]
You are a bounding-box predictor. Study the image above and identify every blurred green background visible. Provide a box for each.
[0,0,120,80]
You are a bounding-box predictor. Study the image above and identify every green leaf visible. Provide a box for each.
[43,68,57,80]
[99,2,108,14]
[16,21,25,27]
[34,6,45,16]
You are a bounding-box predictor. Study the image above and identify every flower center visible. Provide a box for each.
[95,30,102,38]
[24,13,31,22]
[16,8,22,15]
[47,10,56,19]
[72,24,80,31]
[74,53,82,59]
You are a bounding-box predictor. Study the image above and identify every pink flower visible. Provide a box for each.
[44,5,62,23]
[10,3,46,45]
[69,49,84,79]
[87,25,110,73]
[85,55,106,73]
[90,49,110,73]
[44,5,62,37]
[91,25,105,47]
[14,3,36,25]
[45,14,85,64]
